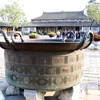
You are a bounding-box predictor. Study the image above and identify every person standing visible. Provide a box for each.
[76,31,80,39]
[56,30,61,38]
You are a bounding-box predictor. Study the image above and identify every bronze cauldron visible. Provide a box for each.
[0,30,93,92]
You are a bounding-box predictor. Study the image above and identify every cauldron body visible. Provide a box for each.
[5,49,84,92]
[0,30,93,92]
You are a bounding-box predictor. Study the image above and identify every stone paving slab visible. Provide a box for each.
[86,95,100,100]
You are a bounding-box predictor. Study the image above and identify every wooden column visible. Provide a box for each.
[64,26,66,31]
[55,26,58,33]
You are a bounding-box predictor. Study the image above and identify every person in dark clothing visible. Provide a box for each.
[62,31,66,39]
[30,30,33,34]
[66,31,74,39]
[76,31,80,39]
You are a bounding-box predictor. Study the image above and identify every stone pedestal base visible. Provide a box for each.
[23,83,87,100]
[5,83,87,100]
[58,86,86,100]
[5,84,21,95]
[24,90,45,100]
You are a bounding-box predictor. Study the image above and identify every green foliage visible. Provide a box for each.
[28,32,39,38]
[0,2,30,29]
[48,31,56,35]
[86,2,100,23]
[48,31,56,37]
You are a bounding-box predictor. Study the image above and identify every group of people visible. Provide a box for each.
[56,30,81,39]
[30,29,81,40]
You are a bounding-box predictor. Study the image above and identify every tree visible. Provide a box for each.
[0,2,30,30]
[86,1,100,29]
[88,0,96,3]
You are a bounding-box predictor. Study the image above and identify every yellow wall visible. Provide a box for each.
[1,27,13,33]
[3,28,7,33]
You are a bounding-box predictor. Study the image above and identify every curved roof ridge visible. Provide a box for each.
[43,10,84,14]
[32,10,86,21]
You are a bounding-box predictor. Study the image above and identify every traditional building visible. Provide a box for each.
[31,11,100,34]
[0,21,13,33]
[21,25,36,35]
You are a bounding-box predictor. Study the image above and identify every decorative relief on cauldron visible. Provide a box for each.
[77,53,84,61]
[29,68,38,75]
[72,63,83,71]
[23,77,30,85]
[60,66,71,74]
[6,63,12,70]
[11,75,17,81]
[37,57,51,65]
[16,67,22,73]
[67,55,76,63]
[5,50,84,65]
[5,50,84,91]
[9,55,19,62]
[6,62,83,76]
[52,56,64,65]
[37,78,48,86]
[45,68,56,75]
[6,70,83,90]
[20,56,33,64]
[67,74,77,82]
[52,77,66,84]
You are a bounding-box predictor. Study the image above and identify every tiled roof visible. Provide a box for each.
[0,21,13,27]
[32,11,86,21]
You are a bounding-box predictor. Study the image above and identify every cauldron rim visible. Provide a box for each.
[0,40,90,52]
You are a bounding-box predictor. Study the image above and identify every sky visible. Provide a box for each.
[0,0,100,20]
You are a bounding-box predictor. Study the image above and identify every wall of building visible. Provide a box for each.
[82,26,99,33]
[22,27,36,35]
[0,27,13,33]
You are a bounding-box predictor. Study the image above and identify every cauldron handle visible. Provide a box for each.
[0,29,16,50]
[63,32,75,40]
[65,31,75,39]
[82,31,93,49]
[0,29,10,44]
[62,32,75,42]
[11,32,24,43]
[75,31,93,50]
